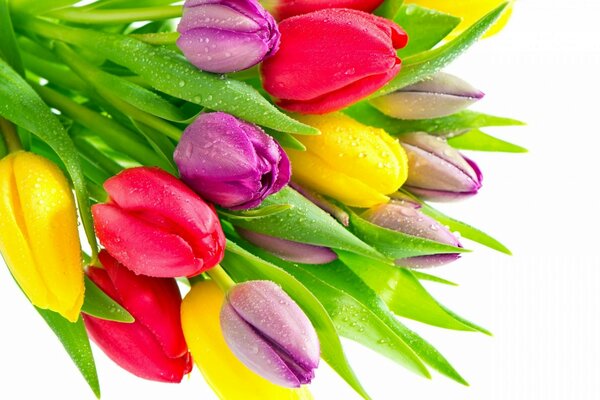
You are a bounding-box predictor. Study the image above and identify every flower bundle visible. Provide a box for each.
[0,0,524,398]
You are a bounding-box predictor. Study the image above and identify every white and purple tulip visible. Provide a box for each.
[399,132,483,201]
[177,0,280,73]
[174,112,290,210]
[369,72,484,120]
[220,280,320,387]
[362,201,462,268]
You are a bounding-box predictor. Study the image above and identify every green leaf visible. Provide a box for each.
[0,0,24,75]
[395,5,461,57]
[10,0,81,14]
[224,187,385,261]
[347,210,467,259]
[0,57,98,257]
[400,190,512,255]
[448,129,527,153]
[338,251,489,336]
[345,101,524,136]
[36,310,101,398]
[264,128,307,151]
[82,275,134,323]
[223,241,371,400]
[218,204,293,221]
[373,2,510,97]
[131,121,178,174]
[412,271,459,286]
[374,0,404,19]
[23,18,317,135]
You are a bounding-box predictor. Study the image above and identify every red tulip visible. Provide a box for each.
[267,0,385,20]
[92,167,225,278]
[83,251,192,383]
[261,8,407,114]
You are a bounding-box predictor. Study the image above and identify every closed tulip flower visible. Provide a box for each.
[182,280,315,399]
[399,132,482,201]
[92,167,225,278]
[264,0,384,20]
[84,251,192,382]
[404,0,513,38]
[174,112,290,210]
[286,113,408,208]
[221,281,320,388]
[261,8,408,114]
[0,152,84,322]
[177,0,280,73]
[363,201,462,268]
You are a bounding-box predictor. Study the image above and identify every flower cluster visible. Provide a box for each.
[0,0,520,398]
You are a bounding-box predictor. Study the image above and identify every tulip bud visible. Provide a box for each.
[84,251,192,382]
[362,201,462,268]
[286,113,408,208]
[237,228,337,265]
[399,132,482,201]
[182,280,315,399]
[92,167,225,278]
[177,0,280,73]
[220,281,320,388]
[174,112,290,210]
[369,72,484,120]
[263,0,384,20]
[261,8,408,114]
[0,152,84,322]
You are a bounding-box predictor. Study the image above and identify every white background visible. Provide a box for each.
[2,0,600,399]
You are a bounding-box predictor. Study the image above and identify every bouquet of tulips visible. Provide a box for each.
[0,0,524,398]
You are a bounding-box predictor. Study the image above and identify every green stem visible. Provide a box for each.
[48,5,182,24]
[206,264,236,293]
[130,32,179,45]
[0,118,23,153]
[73,135,124,176]
[21,51,87,92]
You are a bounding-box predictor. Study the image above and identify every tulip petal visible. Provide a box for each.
[272,0,384,20]
[178,4,261,33]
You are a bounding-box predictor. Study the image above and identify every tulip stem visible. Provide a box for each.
[47,5,183,25]
[206,265,235,293]
[0,118,23,153]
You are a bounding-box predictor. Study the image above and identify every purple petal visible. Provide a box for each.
[178,4,261,33]
[397,253,462,268]
[237,228,337,264]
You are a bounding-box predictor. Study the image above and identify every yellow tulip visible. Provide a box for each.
[286,113,408,208]
[181,281,314,400]
[0,152,84,322]
[404,0,514,38]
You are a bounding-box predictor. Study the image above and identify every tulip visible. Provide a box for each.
[369,72,484,120]
[404,0,513,38]
[263,0,384,20]
[0,151,83,322]
[286,113,408,208]
[177,0,280,73]
[399,132,482,201]
[362,201,462,268]
[261,8,408,114]
[83,251,192,382]
[220,280,320,387]
[237,228,337,264]
[182,280,315,399]
[174,112,290,210]
[92,166,225,278]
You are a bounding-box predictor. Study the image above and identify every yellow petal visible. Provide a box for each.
[0,152,83,321]
[404,0,513,38]
[181,281,313,400]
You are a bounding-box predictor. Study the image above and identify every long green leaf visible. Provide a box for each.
[0,0,24,75]
[412,271,459,286]
[225,187,385,261]
[345,101,524,135]
[36,310,101,398]
[395,5,461,57]
[374,0,404,19]
[223,241,371,400]
[0,57,98,257]
[448,129,528,153]
[82,275,134,323]
[373,2,510,97]
[21,18,317,135]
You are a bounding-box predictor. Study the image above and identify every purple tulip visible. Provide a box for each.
[399,132,483,201]
[220,281,320,387]
[369,72,484,120]
[177,0,280,73]
[237,227,337,264]
[174,112,290,210]
[362,201,462,268]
